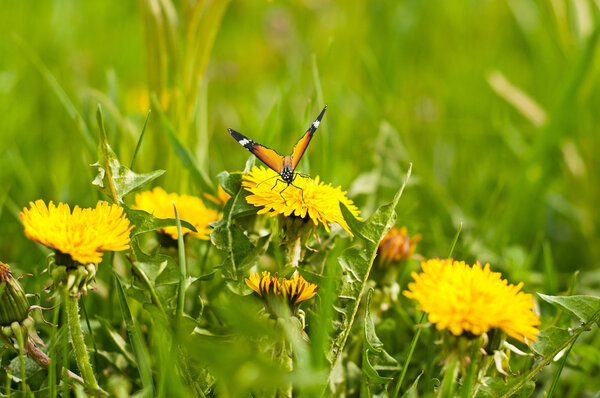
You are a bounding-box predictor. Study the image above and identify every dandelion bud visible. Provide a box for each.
[377,227,421,266]
[0,262,30,326]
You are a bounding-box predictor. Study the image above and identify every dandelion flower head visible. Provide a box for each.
[403,259,540,343]
[20,200,132,265]
[246,270,318,308]
[242,166,361,236]
[134,187,221,240]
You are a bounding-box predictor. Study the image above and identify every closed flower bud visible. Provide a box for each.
[0,261,30,326]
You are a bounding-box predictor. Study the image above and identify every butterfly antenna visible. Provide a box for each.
[256,174,281,188]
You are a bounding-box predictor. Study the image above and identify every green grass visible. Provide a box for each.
[1,1,600,397]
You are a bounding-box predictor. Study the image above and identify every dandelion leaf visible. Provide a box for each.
[124,207,196,237]
[362,289,398,386]
[92,106,164,203]
[538,293,600,324]
[400,372,423,398]
[530,327,572,357]
[211,173,258,279]
[326,171,407,370]
[216,171,257,218]
[475,376,534,398]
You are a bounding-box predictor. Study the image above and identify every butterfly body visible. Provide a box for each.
[228,105,327,188]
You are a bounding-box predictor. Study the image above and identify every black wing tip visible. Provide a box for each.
[228,128,243,140]
[317,105,327,121]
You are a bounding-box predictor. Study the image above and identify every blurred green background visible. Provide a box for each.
[1,0,599,295]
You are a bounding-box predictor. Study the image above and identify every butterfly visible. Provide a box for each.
[228,105,327,195]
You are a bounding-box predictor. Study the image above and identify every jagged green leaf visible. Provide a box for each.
[475,376,534,398]
[399,372,423,398]
[216,171,257,218]
[364,289,385,351]
[538,293,600,323]
[327,167,409,370]
[210,171,261,279]
[362,289,398,385]
[92,106,165,203]
[531,327,572,357]
[124,207,196,237]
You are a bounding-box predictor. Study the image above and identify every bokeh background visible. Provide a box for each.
[1,0,599,306]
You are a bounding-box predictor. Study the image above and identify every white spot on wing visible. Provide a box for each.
[238,138,251,146]
[312,120,320,128]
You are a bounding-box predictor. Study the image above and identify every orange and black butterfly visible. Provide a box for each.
[228,105,327,193]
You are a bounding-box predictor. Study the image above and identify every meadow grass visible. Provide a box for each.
[1,1,600,397]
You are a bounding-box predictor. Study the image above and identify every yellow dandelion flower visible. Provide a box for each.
[403,259,540,343]
[242,166,361,236]
[203,185,231,207]
[378,227,422,265]
[20,200,132,265]
[246,270,318,308]
[134,187,221,240]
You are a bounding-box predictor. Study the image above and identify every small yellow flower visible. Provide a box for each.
[378,227,422,265]
[242,166,361,236]
[203,185,231,207]
[403,259,540,343]
[246,270,318,308]
[134,187,221,240]
[20,200,132,265]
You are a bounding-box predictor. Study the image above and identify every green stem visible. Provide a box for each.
[393,312,426,397]
[287,237,302,267]
[13,324,27,395]
[65,290,100,393]
[438,353,459,398]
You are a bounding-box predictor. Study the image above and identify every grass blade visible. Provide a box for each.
[173,202,187,335]
[131,110,151,169]
[114,272,155,395]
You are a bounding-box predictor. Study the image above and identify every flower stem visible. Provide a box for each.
[393,312,426,397]
[288,237,302,267]
[438,354,459,398]
[65,289,100,393]
[13,324,27,395]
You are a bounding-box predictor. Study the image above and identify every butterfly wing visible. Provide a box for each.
[228,128,285,173]
[291,105,327,170]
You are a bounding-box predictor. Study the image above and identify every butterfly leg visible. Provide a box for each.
[278,183,290,205]
[295,172,311,180]
[272,178,282,191]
